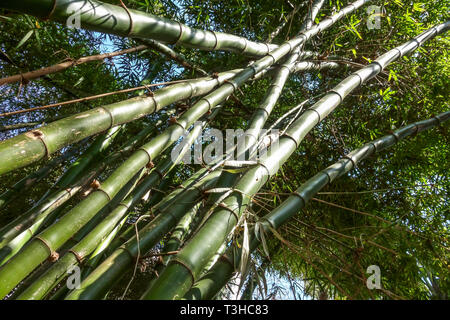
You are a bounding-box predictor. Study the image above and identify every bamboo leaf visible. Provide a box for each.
[16,30,34,49]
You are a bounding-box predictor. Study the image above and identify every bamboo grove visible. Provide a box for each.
[0,0,448,299]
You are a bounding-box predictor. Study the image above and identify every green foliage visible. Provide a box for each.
[0,0,448,300]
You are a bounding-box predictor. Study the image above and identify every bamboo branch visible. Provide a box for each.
[0,45,148,86]
[0,0,278,57]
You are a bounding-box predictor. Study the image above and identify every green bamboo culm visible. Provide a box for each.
[0,0,366,177]
[0,111,207,298]
[183,111,450,300]
[16,166,161,299]
[16,0,364,300]
[0,126,122,251]
[0,0,277,57]
[64,168,221,300]
[0,70,240,176]
[141,21,450,300]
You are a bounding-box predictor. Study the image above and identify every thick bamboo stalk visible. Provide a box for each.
[64,168,221,300]
[141,21,449,300]
[183,111,450,300]
[0,0,277,57]
[16,169,153,300]
[0,126,122,247]
[0,147,76,210]
[0,45,148,86]
[8,117,208,299]
[0,70,239,176]
[302,0,326,31]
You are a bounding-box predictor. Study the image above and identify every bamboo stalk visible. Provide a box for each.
[183,111,450,300]
[64,168,221,300]
[0,69,240,176]
[137,39,209,77]
[4,113,209,298]
[0,0,277,57]
[141,21,449,300]
[0,126,122,247]
[0,45,148,86]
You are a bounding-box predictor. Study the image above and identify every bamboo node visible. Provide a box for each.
[389,130,401,142]
[223,79,238,92]
[48,251,59,262]
[170,258,196,283]
[432,114,443,126]
[90,179,101,189]
[218,202,240,222]
[210,30,219,50]
[146,160,155,169]
[174,21,185,45]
